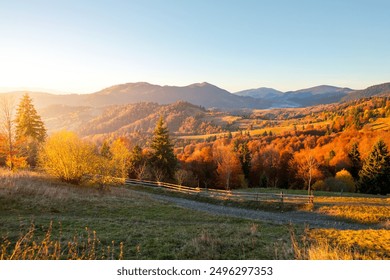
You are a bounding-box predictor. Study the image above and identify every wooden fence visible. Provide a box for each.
[125,178,314,205]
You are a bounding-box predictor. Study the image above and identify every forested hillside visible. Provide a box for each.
[2,92,390,195]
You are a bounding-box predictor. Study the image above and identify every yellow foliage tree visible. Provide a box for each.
[109,138,131,178]
[335,169,355,192]
[38,131,96,184]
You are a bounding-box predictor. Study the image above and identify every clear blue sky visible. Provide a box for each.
[1,0,389,93]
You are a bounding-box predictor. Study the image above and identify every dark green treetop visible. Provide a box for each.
[358,139,390,195]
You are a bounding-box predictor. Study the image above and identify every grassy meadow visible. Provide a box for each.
[0,170,296,260]
[0,169,389,260]
[237,187,390,226]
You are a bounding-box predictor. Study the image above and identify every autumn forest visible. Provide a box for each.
[2,92,390,195]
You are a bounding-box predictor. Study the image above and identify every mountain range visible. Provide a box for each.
[3,82,390,110]
[2,81,390,137]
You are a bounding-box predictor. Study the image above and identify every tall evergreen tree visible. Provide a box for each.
[358,140,390,195]
[348,142,362,180]
[150,116,177,180]
[238,141,251,181]
[15,93,46,142]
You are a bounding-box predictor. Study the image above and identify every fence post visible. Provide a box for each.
[280,191,284,204]
[309,191,314,204]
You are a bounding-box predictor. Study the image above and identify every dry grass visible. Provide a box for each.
[2,168,388,260]
[0,168,115,202]
[0,222,123,260]
[0,169,296,259]
[318,205,390,225]
[291,227,390,260]
[315,196,390,205]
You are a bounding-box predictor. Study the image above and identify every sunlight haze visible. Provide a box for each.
[1,0,389,93]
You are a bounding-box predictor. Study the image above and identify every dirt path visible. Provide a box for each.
[130,189,380,230]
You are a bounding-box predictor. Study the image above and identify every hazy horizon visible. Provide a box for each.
[0,80,375,96]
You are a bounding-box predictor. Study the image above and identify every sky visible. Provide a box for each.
[1,0,390,94]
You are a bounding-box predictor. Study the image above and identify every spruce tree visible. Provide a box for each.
[150,116,177,180]
[15,93,46,142]
[348,142,362,180]
[128,145,144,178]
[358,140,390,195]
[238,141,251,180]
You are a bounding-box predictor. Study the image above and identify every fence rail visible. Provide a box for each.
[125,179,314,205]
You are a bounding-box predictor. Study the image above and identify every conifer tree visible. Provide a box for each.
[150,116,177,180]
[238,141,251,181]
[348,142,362,180]
[128,145,145,179]
[358,140,390,195]
[15,93,46,142]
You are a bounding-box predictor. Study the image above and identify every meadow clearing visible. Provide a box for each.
[0,170,389,260]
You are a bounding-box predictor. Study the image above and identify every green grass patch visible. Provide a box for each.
[127,184,306,212]
[0,170,296,259]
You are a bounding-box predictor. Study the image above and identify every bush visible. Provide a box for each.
[312,180,326,191]
[38,131,96,184]
[325,177,347,192]
[335,169,355,192]
[312,171,355,193]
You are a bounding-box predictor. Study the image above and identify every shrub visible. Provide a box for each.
[38,131,96,184]
[312,171,355,193]
[312,180,326,191]
[335,169,355,192]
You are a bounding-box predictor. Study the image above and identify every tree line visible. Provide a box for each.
[1,93,389,195]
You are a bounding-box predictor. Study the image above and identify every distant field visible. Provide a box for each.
[177,118,331,140]
[237,187,389,226]
[236,187,388,198]
[367,117,390,131]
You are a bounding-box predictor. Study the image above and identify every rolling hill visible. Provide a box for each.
[39,101,225,139]
[235,85,354,108]
[342,82,390,101]
[3,82,390,139]
[3,83,270,110]
[85,82,270,109]
[4,82,389,112]
[235,87,284,99]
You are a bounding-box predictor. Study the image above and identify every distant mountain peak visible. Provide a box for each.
[234,87,283,98]
[188,82,215,88]
[291,85,354,95]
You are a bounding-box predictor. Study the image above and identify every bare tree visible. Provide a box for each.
[304,154,318,195]
[153,168,165,183]
[0,96,16,170]
[175,169,191,186]
[134,162,148,180]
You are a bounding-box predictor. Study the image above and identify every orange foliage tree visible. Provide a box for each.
[291,149,323,194]
[213,141,243,190]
